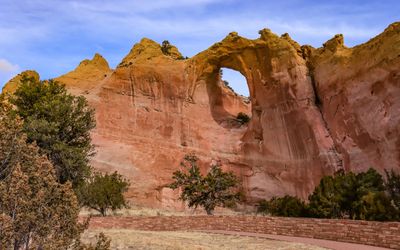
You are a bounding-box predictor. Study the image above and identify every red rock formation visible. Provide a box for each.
[2,70,40,94]
[308,23,400,173]
[2,23,399,209]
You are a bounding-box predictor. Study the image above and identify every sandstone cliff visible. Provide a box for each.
[3,23,399,209]
[2,70,40,94]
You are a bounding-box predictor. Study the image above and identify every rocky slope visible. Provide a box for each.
[2,22,399,209]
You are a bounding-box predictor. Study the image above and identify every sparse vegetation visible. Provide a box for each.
[222,79,237,93]
[236,112,250,124]
[257,195,308,217]
[177,56,189,60]
[258,168,400,221]
[81,229,323,250]
[385,169,400,209]
[161,40,172,55]
[77,171,130,216]
[161,40,188,59]
[74,232,111,250]
[169,154,241,215]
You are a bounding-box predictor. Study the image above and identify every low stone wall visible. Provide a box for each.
[88,216,400,249]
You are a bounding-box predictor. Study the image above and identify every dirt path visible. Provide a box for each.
[83,229,328,250]
[85,215,398,249]
[198,230,391,250]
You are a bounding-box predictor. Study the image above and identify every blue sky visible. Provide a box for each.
[0,0,399,95]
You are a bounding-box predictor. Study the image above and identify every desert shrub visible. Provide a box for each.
[169,154,241,215]
[73,232,111,250]
[236,112,250,124]
[308,174,343,218]
[258,168,399,221]
[385,169,400,209]
[177,56,189,60]
[357,191,399,221]
[308,168,398,221]
[10,77,96,188]
[77,171,130,216]
[161,40,172,55]
[257,195,308,217]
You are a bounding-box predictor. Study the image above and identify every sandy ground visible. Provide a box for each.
[82,229,328,250]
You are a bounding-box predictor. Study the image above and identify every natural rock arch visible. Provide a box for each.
[3,23,400,207]
[185,30,341,199]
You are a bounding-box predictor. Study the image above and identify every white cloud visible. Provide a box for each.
[0,59,20,90]
[68,0,227,13]
[0,0,395,83]
[0,58,19,73]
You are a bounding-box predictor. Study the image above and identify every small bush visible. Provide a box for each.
[78,171,130,216]
[169,154,241,215]
[236,112,250,124]
[161,40,172,55]
[257,195,308,217]
[257,168,400,221]
[358,191,399,221]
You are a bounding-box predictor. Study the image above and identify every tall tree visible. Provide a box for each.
[10,77,96,188]
[0,95,84,249]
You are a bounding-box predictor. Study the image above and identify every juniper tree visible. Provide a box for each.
[77,171,130,216]
[0,95,111,249]
[169,154,240,215]
[307,168,398,221]
[0,96,84,249]
[161,40,172,55]
[10,77,96,188]
[385,169,400,209]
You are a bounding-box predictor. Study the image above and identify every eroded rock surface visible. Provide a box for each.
[3,23,399,208]
[308,23,400,173]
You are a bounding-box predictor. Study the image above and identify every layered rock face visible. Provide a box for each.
[308,23,400,173]
[3,23,399,208]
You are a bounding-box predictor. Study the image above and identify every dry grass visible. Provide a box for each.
[79,205,251,217]
[82,229,328,250]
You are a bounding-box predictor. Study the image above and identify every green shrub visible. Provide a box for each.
[169,154,241,215]
[385,169,400,209]
[78,171,130,216]
[260,168,399,221]
[308,174,343,218]
[358,191,399,221]
[257,195,308,217]
[161,40,172,55]
[308,168,398,221]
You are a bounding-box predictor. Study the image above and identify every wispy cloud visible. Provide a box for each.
[0,59,19,73]
[0,0,399,91]
[0,58,20,89]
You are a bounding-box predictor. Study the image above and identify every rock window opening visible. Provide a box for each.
[215,67,252,127]
[219,68,249,99]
